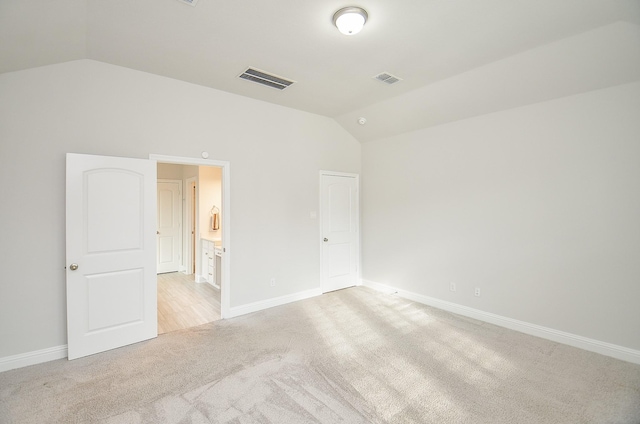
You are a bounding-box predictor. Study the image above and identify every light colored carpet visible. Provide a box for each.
[1,287,639,423]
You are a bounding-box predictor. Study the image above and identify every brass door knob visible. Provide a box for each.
[69,263,79,271]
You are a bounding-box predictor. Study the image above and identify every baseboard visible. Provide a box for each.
[0,345,68,373]
[362,279,640,365]
[228,288,323,319]
[1,288,322,372]
[6,284,636,373]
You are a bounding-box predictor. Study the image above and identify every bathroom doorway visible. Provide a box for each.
[152,154,230,334]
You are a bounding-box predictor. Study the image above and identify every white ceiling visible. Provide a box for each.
[1,0,639,142]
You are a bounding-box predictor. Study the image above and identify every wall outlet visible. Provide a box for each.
[474,287,481,297]
[449,282,456,292]
[270,278,276,287]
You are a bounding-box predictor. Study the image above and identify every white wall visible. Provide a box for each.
[157,163,185,180]
[362,81,640,351]
[337,21,640,143]
[0,59,360,358]
[198,166,222,240]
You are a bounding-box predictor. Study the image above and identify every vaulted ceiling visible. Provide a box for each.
[1,0,639,142]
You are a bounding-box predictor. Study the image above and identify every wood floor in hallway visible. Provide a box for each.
[157,272,220,334]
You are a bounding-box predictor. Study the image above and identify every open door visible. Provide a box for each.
[66,153,157,360]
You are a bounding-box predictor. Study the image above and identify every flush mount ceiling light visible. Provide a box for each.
[333,7,368,35]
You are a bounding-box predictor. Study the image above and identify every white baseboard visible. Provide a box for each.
[1,288,322,372]
[228,288,322,319]
[6,282,637,373]
[362,279,640,365]
[0,345,67,373]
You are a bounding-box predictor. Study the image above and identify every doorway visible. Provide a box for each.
[152,154,231,334]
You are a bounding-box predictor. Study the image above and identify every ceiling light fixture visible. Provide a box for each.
[333,7,368,35]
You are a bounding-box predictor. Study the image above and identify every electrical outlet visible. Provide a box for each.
[270,278,276,287]
[474,287,481,297]
[449,282,456,292]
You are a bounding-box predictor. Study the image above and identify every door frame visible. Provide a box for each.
[185,177,197,274]
[151,154,231,319]
[319,170,361,293]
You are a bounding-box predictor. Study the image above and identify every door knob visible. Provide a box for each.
[323,238,328,242]
[69,263,79,271]
[157,231,160,235]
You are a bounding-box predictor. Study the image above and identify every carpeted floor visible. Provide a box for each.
[1,286,639,423]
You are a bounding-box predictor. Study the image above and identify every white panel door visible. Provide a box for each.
[66,153,157,360]
[157,180,182,274]
[321,173,359,293]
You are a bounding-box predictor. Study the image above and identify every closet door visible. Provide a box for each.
[320,172,359,293]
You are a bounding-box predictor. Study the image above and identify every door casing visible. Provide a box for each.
[185,177,197,274]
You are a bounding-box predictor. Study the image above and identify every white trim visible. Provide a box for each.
[228,288,322,318]
[0,345,68,373]
[319,170,360,294]
[184,177,197,276]
[363,279,640,365]
[151,154,229,168]
[319,170,359,178]
[150,154,231,319]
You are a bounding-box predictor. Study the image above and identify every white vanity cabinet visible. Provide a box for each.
[201,239,218,288]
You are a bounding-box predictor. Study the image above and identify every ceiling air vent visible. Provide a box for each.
[374,72,402,85]
[176,0,198,6]
[238,68,295,91]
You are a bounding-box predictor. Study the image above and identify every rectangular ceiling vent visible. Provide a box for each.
[176,0,198,6]
[374,72,402,85]
[238,68,295,91]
